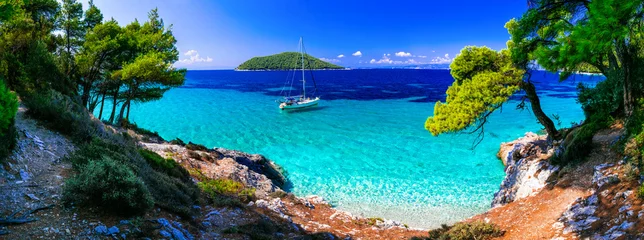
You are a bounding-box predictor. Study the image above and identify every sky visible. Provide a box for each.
[89,0,529,70]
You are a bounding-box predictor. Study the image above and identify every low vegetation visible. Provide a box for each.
[236,52,344,70]
[0,81,18,159]
[63,157,154,215]
[198,178,256,204]
[414,222,504,240]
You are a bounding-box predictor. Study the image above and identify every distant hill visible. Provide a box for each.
[236,52,344,70]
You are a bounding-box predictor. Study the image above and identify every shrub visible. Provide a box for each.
[169,138,185,145]
[65,136,200,217]
[0,120,17,160]
[420,222,504,240]
[139,149,177,170]
[186,142,208,151]
[118,119,164,141]
[0,81,18,160]
[198,178,256,204]
[139,148,192,182]
[577,78,623,122]
[199,179,245,195]
[366,217,384,226]
[63,157,154,215]
[22,90,99,142]
[638,182,644,199]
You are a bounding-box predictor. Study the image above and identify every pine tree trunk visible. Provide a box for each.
[126,101,131,120]
[108,90,119,124]
[98,91,106,120]
[522,81,561,140]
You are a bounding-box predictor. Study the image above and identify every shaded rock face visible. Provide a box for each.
[214,148,286,187]
[492,132,559,207]
[141,143,286,197]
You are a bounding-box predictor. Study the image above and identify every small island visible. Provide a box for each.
[236,52,344,70]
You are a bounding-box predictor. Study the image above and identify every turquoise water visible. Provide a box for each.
[97,70,596,228]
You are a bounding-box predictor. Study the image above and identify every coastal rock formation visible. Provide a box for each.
[141,142,285,197]
[492,132,559,207]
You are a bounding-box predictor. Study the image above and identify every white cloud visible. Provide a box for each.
[352,51,362,57]
[386,53,391,56]
[184,50,198,56]
[417,55,427,58]
[319,58,341,63]
[178,50,213,64]
[395,52,412,57]
[337,54,345,58]
[430,53,452,64]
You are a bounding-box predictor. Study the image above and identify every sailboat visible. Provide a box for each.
[278,37,320,110]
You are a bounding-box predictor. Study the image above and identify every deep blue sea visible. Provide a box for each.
[97,69,601,228]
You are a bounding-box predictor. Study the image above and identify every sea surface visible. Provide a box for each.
[96,69,602,228]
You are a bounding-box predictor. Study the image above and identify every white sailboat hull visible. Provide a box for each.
[280,97,320,110]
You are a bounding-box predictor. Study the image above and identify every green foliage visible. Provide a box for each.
[236,52,344,70]
[65,136,200,217]
[186,142,208,151]
[365,217,384,226]
[638,183,644,199]
[577,77,623,123]
[139,149,192,181]
[63,157,154,215]
[0,118,16,160]
[198,178,256,205]
[555,125,595,165]
[0,81,18,134]
[425,46,522,136]
[508,0,644,119]
[418,222,504,240]
[198,178,245,195]
[119,119,163,140]
[139,149,176,170]
[0,82,16,160]
[22,90,99,142]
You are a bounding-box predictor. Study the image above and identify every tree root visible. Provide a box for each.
[0,204,55,226]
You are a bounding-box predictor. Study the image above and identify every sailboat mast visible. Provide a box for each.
[300,37,306,99]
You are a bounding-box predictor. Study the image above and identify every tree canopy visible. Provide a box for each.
[0,1,186,124]
[236,52,344,70]
[425,47,523,138]
[508,0,644,118]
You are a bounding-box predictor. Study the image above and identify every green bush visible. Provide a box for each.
[22,90,99,142]
[577,78,623,122]
[139,149,177,169]
[418,221,504,240]
[63,157,154,215]
[0,81,18,160]
[198,178,256,205]
[65,136,200,217]
[139,149,192,182]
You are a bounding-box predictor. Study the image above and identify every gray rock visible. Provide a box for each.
[19,169,30,181]
[492,133,557,207]
[94,225,108,235]
[108,226,119,235]
[159,230,172,238]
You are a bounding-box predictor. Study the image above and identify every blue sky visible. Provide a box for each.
[91,0,529,69]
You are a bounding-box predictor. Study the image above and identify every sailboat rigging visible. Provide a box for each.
[278,37,320,110]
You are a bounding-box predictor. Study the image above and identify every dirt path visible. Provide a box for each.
[0,105,77,238]
[470,126,624,239]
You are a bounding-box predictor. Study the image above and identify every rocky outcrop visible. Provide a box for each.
[552,161,643,239]
[492,132,559,207]
[141,142,286,197]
